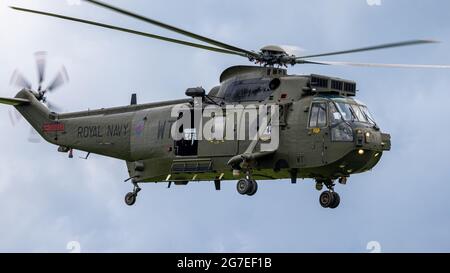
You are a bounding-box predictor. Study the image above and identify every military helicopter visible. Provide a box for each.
[2,0,450,208]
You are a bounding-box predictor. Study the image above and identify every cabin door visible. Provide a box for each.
[174,109,199,157]
[306,102,329,166]
[198,109,239,157]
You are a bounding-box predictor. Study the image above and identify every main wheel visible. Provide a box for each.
[319,191,335,208]
[237,179,252,195]
[329,192,341,209]
[125,192,137,206]
[247,180,258,196]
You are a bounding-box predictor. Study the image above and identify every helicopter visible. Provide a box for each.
[2,0,450,208]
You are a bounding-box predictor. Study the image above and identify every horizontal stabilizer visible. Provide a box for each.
[0,97,30,106]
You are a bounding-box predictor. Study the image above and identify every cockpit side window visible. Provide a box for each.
[333,99,377,125]
[360,106,376,125]
[329,102,342,125]
[350,104,368,123]
[309,102,327,128]
[309,104,319,128]
[335,102,356,121]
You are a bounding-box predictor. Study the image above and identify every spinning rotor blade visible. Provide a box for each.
[28,127,42,143]
[45,100,63,113]
[47,66,69,92]
[8,110,41,144]
[10,4,447,68]
[83,0,258,58]
[297,40,438,59]
[6,52,66,143]
[10,6,247,58]
[298,60,450,69]
[35,51,47,89]
[8,109,22,127]
[10,70,32,89]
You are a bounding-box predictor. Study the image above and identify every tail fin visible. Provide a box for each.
[1,90,53,143]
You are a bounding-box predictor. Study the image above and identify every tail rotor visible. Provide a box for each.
[8,51,69,143]
[10,51,69,110]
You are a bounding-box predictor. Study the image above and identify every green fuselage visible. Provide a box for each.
[13,74,390,186]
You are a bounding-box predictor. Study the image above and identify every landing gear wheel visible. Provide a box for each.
[247,180,258,196]
[125,192,137,206]
[329,192,341,209]
[319,191,335,208]
[237,179,252,195]
[124,182,141,206]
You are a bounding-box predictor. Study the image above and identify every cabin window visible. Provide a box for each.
[174,109,198,157]
[309,102,327,128]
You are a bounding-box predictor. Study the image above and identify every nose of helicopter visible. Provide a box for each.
[341,129,391,175]
[355,128,391,151]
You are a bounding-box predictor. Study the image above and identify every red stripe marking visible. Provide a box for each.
[43,123,65,133]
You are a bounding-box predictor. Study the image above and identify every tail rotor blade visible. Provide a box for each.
[47,66,69,92]
[10,70,32,89]
[45,100,63,113]
[35,51,47,90]
[27,127,42,143]
[8,109,23,127]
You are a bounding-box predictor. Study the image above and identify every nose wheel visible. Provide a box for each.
[124,183,141,206]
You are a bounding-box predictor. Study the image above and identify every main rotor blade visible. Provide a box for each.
[35,51,47,89]
[298,59,450,69]
[83,0,258,58]
[297,40,438,59]
[10,6,247,58]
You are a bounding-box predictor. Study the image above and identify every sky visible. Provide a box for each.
[0,0,450,253]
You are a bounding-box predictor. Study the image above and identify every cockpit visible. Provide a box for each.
[309,97,378,142]
[331,98,376,125]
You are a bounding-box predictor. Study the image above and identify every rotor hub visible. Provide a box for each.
[253,45,297,67]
